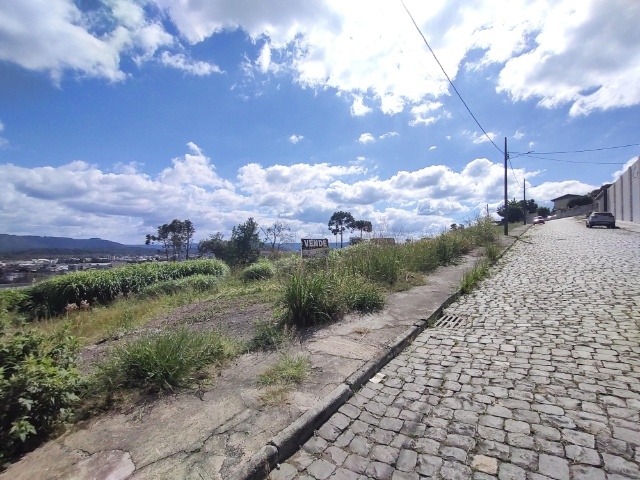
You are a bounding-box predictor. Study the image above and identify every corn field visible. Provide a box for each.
[20,259,230,318]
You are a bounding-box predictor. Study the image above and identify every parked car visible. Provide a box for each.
[533,216,545,225]
[586,212,616,228]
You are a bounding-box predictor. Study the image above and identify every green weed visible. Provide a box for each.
[258,353,310,386]
[94,327,243,392]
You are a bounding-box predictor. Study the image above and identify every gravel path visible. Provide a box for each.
[273,218,640,480]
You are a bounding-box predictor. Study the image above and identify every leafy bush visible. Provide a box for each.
[94,327,242,392]
[280,270,342,327]
[0,324,81,464]
[241,260,276,282]
[21,259,230,319]
[0,289,29,314]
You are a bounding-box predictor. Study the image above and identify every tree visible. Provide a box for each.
[537,207,551,218]
[230,217,262,266]
[328,211,356,248]
[261,221,294,251]
[198,232,229,261]
[353,220,373,238]
[497,199,525,223]
[567,196,593,208]
[518,199,539,214]
[145,219,196,260]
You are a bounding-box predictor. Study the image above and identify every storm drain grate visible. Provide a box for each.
[433,314,467,330]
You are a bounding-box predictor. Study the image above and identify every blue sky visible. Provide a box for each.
[1,0,639,244]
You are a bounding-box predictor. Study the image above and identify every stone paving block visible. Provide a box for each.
[538,454,569,480]
[497,462,526,480]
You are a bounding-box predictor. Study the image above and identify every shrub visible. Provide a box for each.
[94,327,242,392]
[20,259,230,319]
[0,324,81,464]
[241,260,276,282]
[280,270,342,327]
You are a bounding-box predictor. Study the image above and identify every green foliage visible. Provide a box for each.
[567,196,593,208]
[537,206,551,217]
[328,211,356,248]
[0,324,81,463]
[518,199,539,214]
[341,276,385,313]
[258,353,310,386]
[280,270,342,327]
[250,319,292,350]
[230,217,262,266]
[335,242,402,285]
[20,259,229,319]
[483,243,501,264]
[140,274,222,297]
[460,259,491,294]
[145,219,196,260]
[241,260,275,282]
[497,199,525,222]
[273,255,304,278]
[94,327,243,392]
[0,289,29,316]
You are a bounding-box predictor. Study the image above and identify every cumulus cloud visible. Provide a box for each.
[612,156,640,181]
[350,95,372,116]
[0,143,603,243]
[379,132,399,140]
[160,52,221,75]
[358,133,375,144]
[465,130,498,145]
[429,146,437,150]
[3,0,638,117]
[289,134,304,144]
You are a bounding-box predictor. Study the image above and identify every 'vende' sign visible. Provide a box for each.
[301,238,330,258]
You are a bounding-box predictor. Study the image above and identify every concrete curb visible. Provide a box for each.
[234,232,527,479]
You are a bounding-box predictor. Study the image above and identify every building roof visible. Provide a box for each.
[550,194,583,202]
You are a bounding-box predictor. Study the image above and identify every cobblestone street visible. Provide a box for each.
[271,218,640,480]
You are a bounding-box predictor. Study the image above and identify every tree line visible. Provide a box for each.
[497,199,551,223]
[146,218,294,266]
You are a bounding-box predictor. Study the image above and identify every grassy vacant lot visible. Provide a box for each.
[0,217,499,464]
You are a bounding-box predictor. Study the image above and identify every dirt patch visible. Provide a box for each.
[77,296,274,374]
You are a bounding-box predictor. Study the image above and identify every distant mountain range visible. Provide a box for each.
[0,234,155,258]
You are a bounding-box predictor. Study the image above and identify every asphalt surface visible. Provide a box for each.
[270,218,640,480]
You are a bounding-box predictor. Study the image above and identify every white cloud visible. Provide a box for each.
[257,42,272,73]
[3,0,637,117]
[409,101,443,127]
[0,120,7,147]
[355,156,366,162]
[2,147,567,242]
[350,95,372,116]
[513,130,525,140]
[429,146,437,150]
[358,133,375,144]
[379,132,399,140]
[289,134,304,144]
[612,156,640,181]
[464,130,497,145]
[160,52,221,75]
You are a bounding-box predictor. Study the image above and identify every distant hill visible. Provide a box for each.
[0,234,153,258]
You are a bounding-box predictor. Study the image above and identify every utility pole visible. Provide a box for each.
[523,178,526,225]
[504,137,508,236]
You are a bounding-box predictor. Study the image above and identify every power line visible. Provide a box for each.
[400,0,503,155]
[508,154,521,187]
[512,143,640,155]
[518,154,628,165]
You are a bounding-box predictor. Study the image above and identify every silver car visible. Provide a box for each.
[586,212,615,228]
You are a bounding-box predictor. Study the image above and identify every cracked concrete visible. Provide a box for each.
[1,238,500,480]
